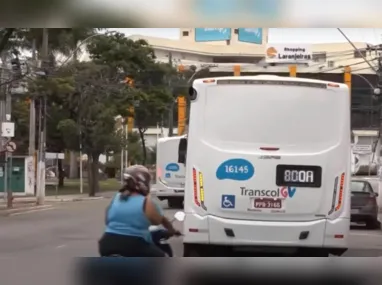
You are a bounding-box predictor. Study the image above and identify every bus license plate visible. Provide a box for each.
[254,198,282,209]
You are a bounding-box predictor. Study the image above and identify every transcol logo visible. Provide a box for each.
[240,186,296,198]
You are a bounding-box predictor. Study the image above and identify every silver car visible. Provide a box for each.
[350,179,380,229]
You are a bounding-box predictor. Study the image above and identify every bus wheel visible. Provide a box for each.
[183,244,203,257]
[296,249,329,257]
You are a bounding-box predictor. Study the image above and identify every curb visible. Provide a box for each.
[0,196,106,204]
[0,205,53,217]
[46,196,105,203]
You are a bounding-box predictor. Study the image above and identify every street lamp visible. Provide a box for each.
[168,66,210,137]
[351,73,381,96]
[57,30,117,69]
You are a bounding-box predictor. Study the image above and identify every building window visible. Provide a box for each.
[312,52,327,62]
[212,56,260,63]
[182,31,189,36]
[234,29,239,34]
[354,50,366,58]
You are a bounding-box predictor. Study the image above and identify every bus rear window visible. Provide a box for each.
[203,85,346,148]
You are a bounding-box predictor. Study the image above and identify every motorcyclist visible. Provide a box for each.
[98,165,180,257]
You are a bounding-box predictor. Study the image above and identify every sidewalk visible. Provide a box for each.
[0,192,110,204]
[0,192,112,217]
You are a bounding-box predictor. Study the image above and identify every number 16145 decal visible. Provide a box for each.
[216,159,255,181]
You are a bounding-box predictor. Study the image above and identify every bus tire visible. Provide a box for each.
[168,197,183,209]
[183,244,208,257]
[296,248,329,257]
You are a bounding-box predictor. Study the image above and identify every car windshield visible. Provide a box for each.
[351,181,371,193]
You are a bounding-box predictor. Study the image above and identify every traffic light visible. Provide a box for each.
[178,65,185,73]
[125,77,134,87]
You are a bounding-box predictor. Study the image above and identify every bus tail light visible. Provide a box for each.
[192,168,200,207]
[328,176,339,215]
[335,173,345,211]
[203,79,215,83]
[328,83,340,88]
[198,171,207,210]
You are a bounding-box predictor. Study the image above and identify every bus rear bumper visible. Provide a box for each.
[183,214,349,254]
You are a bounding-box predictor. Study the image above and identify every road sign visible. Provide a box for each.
[5,141,16,153]
[46,152,65,159]
[1,122,15,138]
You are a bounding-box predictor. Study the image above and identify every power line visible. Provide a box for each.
[318,57,378,73]
[337,28,378,74]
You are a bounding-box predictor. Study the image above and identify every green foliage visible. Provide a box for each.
[86,34,175,163]
[12,98,29,154]
[10,28,101,58]
[105,132,145,168]
[57,61,130,156]
[1,30,178,195]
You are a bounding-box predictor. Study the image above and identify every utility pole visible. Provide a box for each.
[28,40,36,157]
[167,52,174,137]
[377,51,382,207]
[29,39,36,197]
[36,28,48,205]
[0,55,7,202]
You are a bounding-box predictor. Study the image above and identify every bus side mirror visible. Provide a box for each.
[178,137,187,165]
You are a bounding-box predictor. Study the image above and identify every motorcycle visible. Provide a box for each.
[107,211,185,257]
[149,211,185,257]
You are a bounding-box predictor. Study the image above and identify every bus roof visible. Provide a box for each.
[158,135,187,143]
[193,75,348,89]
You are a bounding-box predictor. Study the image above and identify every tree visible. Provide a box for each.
[105,131,144,169]
[11,29,102,185]
[12,98,29,154]
[0,28,15,54]
[58,60,131,196]
[87,34,175,165]
[134,86,172,164]
[26,69,75,187]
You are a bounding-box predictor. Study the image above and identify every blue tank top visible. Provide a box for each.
[105,193,162,242]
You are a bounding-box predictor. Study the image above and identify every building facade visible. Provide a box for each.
[79,29,380,130]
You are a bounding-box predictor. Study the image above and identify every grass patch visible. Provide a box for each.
[46,178,121,196]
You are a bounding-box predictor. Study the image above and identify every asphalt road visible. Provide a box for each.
[0,196,381,258]
[0,197,382,284]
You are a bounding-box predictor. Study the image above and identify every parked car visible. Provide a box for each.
[350,179,380,229]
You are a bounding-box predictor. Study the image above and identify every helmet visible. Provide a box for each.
[122,165,151,195]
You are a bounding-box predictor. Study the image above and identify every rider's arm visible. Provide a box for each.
[144,196,176,234]
[104,193,118,225]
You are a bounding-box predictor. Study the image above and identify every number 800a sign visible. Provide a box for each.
[276,165,322,188]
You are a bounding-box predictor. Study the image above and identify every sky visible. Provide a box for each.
[113,28,382,44]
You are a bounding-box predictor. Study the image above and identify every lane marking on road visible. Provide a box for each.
[56,244,67,249]
[9,206,54,216]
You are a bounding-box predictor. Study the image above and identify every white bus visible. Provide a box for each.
[154,136,186,208]
[178,75,351,257]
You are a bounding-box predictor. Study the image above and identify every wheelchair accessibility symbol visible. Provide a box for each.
[221,195,235,209]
